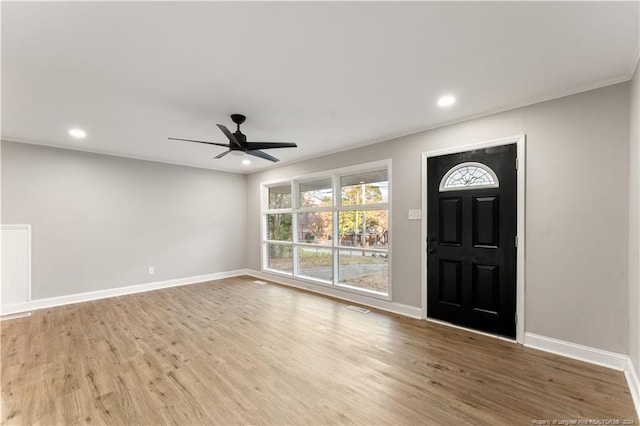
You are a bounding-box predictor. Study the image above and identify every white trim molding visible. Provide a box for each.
[525,332,640,419]
[0,312,31,322]
[247,269,422,319]
[625,357,640,421]
[0,269,248,316]
[524,332,628,371]
[421,135,526,343]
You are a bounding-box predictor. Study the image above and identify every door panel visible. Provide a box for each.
[473,196,499,247]
[427,144,517,338]
[472,263,499,314]
[439,198,462,246]
[439,260,462,306]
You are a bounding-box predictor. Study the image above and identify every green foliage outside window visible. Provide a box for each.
[267,214,292,241]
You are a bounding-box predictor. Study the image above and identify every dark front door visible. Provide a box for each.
[427,144,517,338]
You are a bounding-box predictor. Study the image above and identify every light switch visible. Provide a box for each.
[408,210,422,220]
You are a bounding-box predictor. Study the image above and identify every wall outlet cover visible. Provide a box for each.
[408,210,422,220]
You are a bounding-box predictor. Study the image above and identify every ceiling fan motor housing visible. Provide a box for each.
[233,132,247,145]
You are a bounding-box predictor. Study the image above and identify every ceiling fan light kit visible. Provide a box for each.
[169,114,297,163]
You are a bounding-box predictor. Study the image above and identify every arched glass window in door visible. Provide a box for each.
[439,161,499,192]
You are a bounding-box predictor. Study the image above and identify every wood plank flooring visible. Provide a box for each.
[1,276,637,425]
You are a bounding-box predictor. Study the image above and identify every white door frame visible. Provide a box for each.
[421,135,526,343]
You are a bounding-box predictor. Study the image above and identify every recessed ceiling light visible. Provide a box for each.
[68,128,86,138]
[242,159,251,165]
[437,95,456,107]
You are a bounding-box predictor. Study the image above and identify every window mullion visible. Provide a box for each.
[265,208,292,215]
[332,174,340,285]
[292,211,299,276]
[292,180,299,210]
[336,203,388,212]
[295,207,334,213]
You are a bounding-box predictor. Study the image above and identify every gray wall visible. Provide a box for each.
[1,141,247,299]
[523,85,630,353]
[629,62,640,375]
[246,83,631,353]
[2,82,633,356]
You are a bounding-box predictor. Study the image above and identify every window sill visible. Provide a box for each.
[262,268,391,302]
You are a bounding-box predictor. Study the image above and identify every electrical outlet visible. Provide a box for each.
[148,266,155,275]
[408,209,422,220]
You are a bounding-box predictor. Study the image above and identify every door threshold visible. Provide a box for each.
[426,317,517,344]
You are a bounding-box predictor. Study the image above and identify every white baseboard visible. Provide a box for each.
[0,312,31,321]
[524,332,628,371]
[0,269,249,316]
[246,269,423,319]
[524,332,640,418]
[625,357,640,420]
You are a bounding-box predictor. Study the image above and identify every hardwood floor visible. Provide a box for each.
[1,276,637,425]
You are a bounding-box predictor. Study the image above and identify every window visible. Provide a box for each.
[262,162,390,298]
[264,184,293,274]
[440,162,499,191]
[299,178,332,208]
[268,184,291,209]
[340,169,389,205]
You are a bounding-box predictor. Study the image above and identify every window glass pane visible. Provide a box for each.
[268,184,291,209]
[440,162,499,191]
[299,178,332,208]
[266,214,292,241]
[297,212,332,245]
[338,249,388,294]
[266,243,292,273]
[297,246,333,282]
[341,169,388,205]
[338,210,388,249]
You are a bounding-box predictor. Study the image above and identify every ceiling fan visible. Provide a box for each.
[169,114,297,162]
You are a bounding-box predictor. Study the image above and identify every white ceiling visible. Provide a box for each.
[2,2,639,173]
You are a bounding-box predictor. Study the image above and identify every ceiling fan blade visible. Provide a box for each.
[216,124,242,148]
[215,150,232,159]
[245,142,297,150]
[247,150,280,162]
[168,138,230,148]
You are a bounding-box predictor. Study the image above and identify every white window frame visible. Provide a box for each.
[262,182,294,275]
[261,159,392,301]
